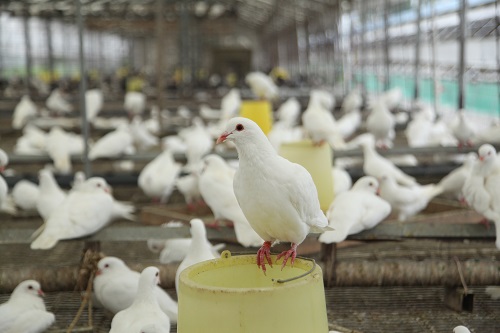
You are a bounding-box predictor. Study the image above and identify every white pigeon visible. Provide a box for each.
[94,257,177,323]
[0,150,16,215]
[217,117,330,272]
[361,142,417,187]
[46,126,72,174]
[143,106,161,135]
[12,180,39,211]
[31,177,114,249]
[14,136,46,155]
[405,112,435,147]
[319,176,391,243]
[451,110,476,147]
[475,122,500,144]
[124,91,147,117]
[453,326,471,333]
[267,122,305,152]
[161,135,187,154]
[130,116,159,150]
[175,172,202,210]
[302,98,345,149]
[220,88,241,121]
[198,154,263,247]
[336,109,362,139]
[147,237,224,264]
[438,152,477,201]
[341,89,362,113]
[485,286,500,300]
[88,124,134,160]
[85,89,103,121]
[179,117,213,172]
[46,88,73,114]
[378,175,443,222]
[199,104,221,120]
[382,87,402,110]
[245,72,279,100]
[36,169,66,220]
[138,147,181,202]
[22,124,48,150]
[332,165,352,196]
[277,97,301,127]
[139,323,169,333]
[309,89,335,111]
[366,100,395,148]
[175,219,217,293]
[71,171,135,221]
[12,95,38,129]
[109,266,171,333]
[0,280,55,333]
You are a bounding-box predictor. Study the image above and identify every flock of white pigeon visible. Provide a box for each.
[0,71,498,332]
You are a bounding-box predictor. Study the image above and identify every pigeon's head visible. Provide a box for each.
[201,154,227,173]
[140,266,161,288]
[15,280,44,298]
[80,177,111,194]
[190,218,207,240]
[216,117,263,145]
[96,256,127,276]
[0,149,9,172]
[453,326,471,333]
[140,324,159,333]
[478,144,496,163]
[353,176,379,194]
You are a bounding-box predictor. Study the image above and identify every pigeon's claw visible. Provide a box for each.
[276,243,298,270]
[256,241,273,274]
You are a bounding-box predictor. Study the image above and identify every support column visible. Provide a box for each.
[23,14,33,95]
[413,0,422,101]
[457,0,467,109]
[360,1,366,92]
[383,0,390,91]
[45,18,55,90]
[76,0,91,177]
[155,0,166,108]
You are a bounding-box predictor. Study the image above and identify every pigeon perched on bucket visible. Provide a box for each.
[217,117,331,273]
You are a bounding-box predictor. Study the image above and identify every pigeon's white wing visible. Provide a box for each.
[154,287,178,323]
[359,195,391,229]
[485,173,500,213]
[280,158,328,229]
[0,304,17,332]
[5,310,55,333]
[97,276,137,313]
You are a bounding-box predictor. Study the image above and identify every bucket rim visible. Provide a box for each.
[179,252,322,294]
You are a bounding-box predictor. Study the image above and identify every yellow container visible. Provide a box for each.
[178,251,328,333]
[240,100,273,135]
[279,140,334,211]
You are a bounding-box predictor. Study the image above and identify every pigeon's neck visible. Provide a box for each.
[235,137,276,167]
[134,280,156,305]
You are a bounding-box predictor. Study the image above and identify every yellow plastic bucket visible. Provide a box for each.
[279,140,334,211]
[240,100,273,135]
[178,251,328,333]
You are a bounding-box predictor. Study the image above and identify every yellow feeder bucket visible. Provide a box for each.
[279,140,334,212]
[178,251,329,333]
[240,100,273,135]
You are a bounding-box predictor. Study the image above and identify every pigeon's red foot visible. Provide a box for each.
[276,243,298,270]
[458,196,468,206]
[313,140,326,147]
[205,219,221,229]
[478,218,491,230]
[186,202,196,212]
[256,241,273,274]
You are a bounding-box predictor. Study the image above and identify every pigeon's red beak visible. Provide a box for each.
[38,289,45,297]
[216,132,230,144]
[96,269,102,276]
[376,188,381,196]
[479,156,484,162]
[0,166,5,173]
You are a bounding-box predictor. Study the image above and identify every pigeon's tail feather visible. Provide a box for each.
[394,172,416,187]
[326,132,346,150]
[112,201,136,221]
[31,231,58,250]
[1,196,18,215]
[318,228,346,244]
[423,183,444,201]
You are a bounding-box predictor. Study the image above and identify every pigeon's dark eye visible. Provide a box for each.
[369,182,373,186]
[28,285,33,290]
[104,264,109,268]
[236,124,244,131]
[155,272,159,277]
[97,183,101,187]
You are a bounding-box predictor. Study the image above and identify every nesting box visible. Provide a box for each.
[240,100,273,135]
[444,287,474,312]
[279,140,334,211]
[178,251,329,333]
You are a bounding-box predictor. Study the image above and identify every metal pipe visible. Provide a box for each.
[155,0,165,109]
[45,18,54,89]
[430,0,439,115]
[22,14,33,96]
[413,0,422,101]
[75,0,92,177]
[496,0,500,118]
[359,0,366,92]
[457,0,468,110]
[383,0,390,91]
